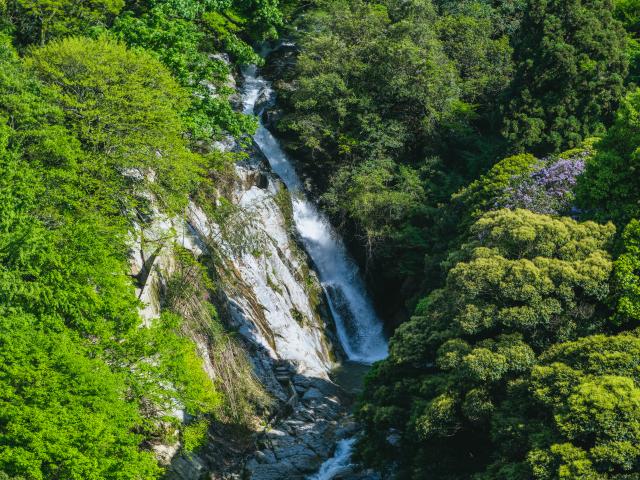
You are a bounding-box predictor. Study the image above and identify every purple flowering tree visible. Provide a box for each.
[497,151,587,215]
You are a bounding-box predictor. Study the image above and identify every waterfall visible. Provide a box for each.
[241,65,388,364]
[307,438,356,480]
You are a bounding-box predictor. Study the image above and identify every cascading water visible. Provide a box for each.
[308,438,356,480]
[241,65,388,364]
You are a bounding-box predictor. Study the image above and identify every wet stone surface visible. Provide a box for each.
[244,363,353,480]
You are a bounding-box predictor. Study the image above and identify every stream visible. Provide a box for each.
[241,64,388,478]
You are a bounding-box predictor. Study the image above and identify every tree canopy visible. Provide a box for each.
[577,88,640,226]
[358,209,615,479]
[502,0,628,153]
[2,0,640,477]
[485,331,640,479]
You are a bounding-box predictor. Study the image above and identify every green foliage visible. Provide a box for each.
[201,11,262,65]
[612,220,640,326]
[359,209,615,478]
[0,314,161,480]
[119,312,222,417]
[182,418,211,454]
[273,184,294,231]
[399,209,614,359]
[614,0,640,84]
[27,35,203,212]
[0,473,25,480]
[322,158,427,270]
[577,89,640,226]
[163,246,271,424]
[233,0,283,40]
[0,33,228,478]
[113,9,211,84]
[112,4,257,140]
[4,0,640,479]
[486,332,640,479]
[7,0,124,45]
[502,0,628,153]
[452,153,539,218]
[263,0,640,479]
[277,0,514,310]
[280,0,459,168]
[0,39,139,339]
[435,0,513,104]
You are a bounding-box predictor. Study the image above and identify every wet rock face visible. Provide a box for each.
[245,364,355,480]
[132,57,381,478]
[188,157,339,378]
[179,156,367,479]
[126,162,347,478]
[151,154,354,479]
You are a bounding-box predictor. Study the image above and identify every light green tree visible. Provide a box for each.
[486,332,640,479]
[27,35,203,212]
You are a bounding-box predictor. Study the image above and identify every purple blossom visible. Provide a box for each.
[497,151,587,215]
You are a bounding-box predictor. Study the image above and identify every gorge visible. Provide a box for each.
[2,1,640,479]
[141,51,391,479]
[240,58,389,477]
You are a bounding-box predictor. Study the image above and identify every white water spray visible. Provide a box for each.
[241,65,388,364]
[308,438,356,480]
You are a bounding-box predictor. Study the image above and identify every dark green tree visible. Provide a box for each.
[503,0,628,153]
[577,89,640,226]
[8,0,124,45]
[613,0,640,84]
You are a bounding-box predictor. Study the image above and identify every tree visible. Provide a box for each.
[435,0,513,105]
[234,0,282,39]
[0,314,161,480]
[27,35,203,212]
[613,0,640,84]
[577,89,640,226]
[112,4,257,140]
[276,0,518,315]
[452,153,540,219]
[455,144,591,221]
[358,209,615,479]
[279,0,459,174]
[503,0,628,154]
[322,157,427,272]
[10,0,124,45]
[612,219,640,326]
[486,332,640,479]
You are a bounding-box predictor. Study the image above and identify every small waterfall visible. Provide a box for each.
[241,65,388,364]
[308,438,356,480]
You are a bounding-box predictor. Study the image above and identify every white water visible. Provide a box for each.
[241,65,388,364]
[308,438,356,480]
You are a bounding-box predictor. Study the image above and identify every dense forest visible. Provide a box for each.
[270,0,640,477]
[0,1,279,478]
[1,0,640,479]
